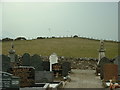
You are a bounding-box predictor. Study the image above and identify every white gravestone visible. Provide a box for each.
[49,53,58,71]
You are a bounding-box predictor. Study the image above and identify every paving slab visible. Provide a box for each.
[64,69,104,88]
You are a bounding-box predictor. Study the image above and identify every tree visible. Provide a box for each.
[22,53,31,66]
[2,38,13,41]
[15,37,26,40]
[52,36,55,38]
[73,35,78,38]
[37,37,45,39]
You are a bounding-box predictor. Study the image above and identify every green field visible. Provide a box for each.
[1,37,119,59]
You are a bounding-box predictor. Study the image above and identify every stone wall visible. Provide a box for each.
[41,56,98,70]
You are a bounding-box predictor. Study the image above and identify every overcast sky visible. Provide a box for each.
[0,2,118,40]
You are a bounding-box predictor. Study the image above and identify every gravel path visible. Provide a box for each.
[64,69,104,88]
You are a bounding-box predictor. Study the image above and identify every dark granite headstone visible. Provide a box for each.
[42,61,50,71]
[22,53,30,66]
[62,62,71,77]
[35,71,53,83]
[2,54,11,72]
[30,54,43,71]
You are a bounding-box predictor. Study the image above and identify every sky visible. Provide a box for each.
[0,2,119,40]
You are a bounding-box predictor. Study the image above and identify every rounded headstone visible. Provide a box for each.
[49,53,58,64]
[22,53,30,66]
[31,54,43,71]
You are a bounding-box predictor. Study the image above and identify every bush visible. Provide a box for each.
[37,37,45,39]
[15,37,26,40]
[2,38,13,41]
[52,36,55,38]
[73,35,78,38]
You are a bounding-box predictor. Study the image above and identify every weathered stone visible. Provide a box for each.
[31,54,43,71]
[22,53,30,66]
[2,54,11,72]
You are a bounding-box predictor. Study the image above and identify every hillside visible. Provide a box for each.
[1,37,118,58]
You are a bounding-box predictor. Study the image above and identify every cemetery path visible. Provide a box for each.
[64,69,103,88]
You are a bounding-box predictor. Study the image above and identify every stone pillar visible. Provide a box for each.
[97,40,105,65]
[8,43,16,67]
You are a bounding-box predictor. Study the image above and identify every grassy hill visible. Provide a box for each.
[1,37,119,58]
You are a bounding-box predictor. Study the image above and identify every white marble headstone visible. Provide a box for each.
[49,53,58,71]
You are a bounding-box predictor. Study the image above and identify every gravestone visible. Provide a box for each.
[2,54,11,72]
[62,62,71,77]
[52,63,62,77]
[22,53,30,66]
[30,54,43,71]
[114,56,120,76]
[99,57,112,79]
[99,57,112,67]
[42,61,50,71]
[35,71,54,83]
[49,53,58,71]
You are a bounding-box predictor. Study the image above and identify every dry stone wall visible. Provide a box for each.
[41,56,98,70]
